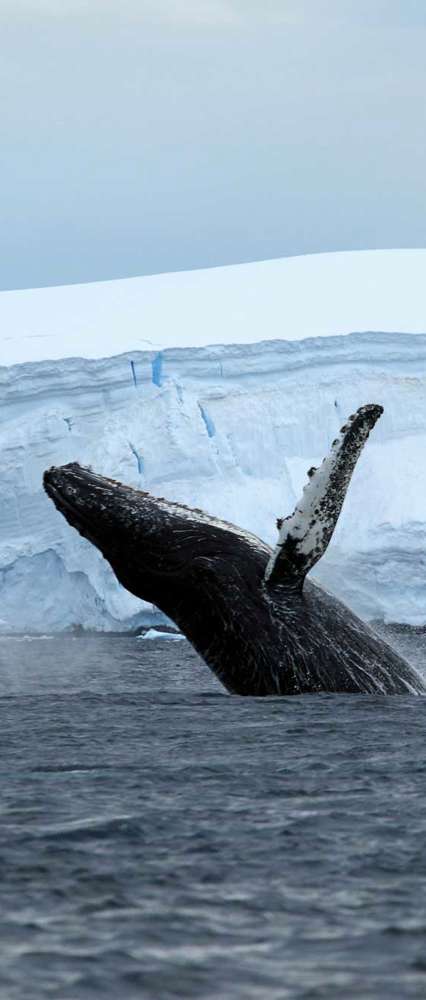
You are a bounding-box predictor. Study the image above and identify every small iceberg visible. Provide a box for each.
[137,629,185,641]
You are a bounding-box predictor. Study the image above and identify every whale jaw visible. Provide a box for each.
[43,462,196,606]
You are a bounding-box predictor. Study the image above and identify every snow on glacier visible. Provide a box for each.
[1,249,426,632]
[2,248,426,366]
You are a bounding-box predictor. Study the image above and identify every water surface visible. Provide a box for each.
[1,629,426,999]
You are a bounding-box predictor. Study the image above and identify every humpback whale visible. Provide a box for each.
[43,405,425,696]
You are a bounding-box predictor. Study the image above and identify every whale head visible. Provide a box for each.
[43,463,271,647]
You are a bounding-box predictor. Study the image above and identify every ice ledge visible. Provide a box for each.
[1,325,426,631]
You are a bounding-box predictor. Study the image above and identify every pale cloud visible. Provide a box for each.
[1,0,425,289]
[6,0,425,32]
[5,0,306,28]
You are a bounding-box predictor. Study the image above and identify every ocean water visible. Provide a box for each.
[1,628,426,999]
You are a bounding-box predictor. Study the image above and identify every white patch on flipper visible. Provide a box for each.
[265,404,383,586]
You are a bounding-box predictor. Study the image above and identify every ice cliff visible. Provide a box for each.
[1,250,426,632]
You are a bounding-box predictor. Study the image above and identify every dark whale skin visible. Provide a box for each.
[43,451,425,697]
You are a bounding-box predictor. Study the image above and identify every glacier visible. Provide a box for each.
[1,249,426,633]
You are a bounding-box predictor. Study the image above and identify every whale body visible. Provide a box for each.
[43,405,425,696]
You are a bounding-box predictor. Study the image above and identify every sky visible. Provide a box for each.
[1,0,426,290]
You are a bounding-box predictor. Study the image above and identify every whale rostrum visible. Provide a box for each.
[43,405,425,696]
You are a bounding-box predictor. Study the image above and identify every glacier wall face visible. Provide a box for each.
[1,331,426,632]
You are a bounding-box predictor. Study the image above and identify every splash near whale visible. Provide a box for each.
[43,405,425,696]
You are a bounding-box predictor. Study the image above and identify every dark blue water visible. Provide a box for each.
[1,628,426,999]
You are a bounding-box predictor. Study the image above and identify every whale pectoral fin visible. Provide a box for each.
[264,404,383,589]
